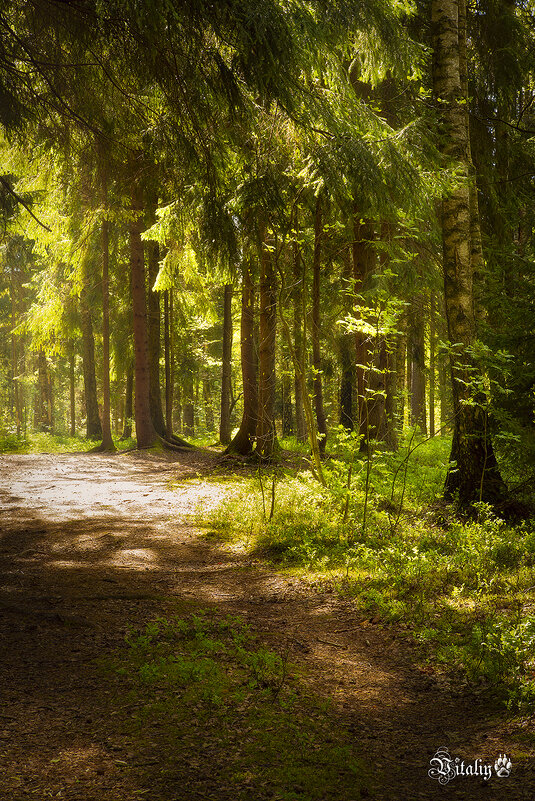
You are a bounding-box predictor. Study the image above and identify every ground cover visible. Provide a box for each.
[0,446,533,800]
[208,434,535,710]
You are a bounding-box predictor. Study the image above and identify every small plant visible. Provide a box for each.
[206,437,535,709]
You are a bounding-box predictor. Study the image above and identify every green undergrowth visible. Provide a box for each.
[207,433,535,710]
[0,429,137,453]
[104,610,368,801]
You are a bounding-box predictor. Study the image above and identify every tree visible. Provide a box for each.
[219,283,233,445]
[431,0,507,508]
[129,159,156,448]
[226,258,258,455]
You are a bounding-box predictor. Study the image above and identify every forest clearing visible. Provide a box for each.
[1,0,535,798]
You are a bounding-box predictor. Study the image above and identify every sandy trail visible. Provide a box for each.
[0,451,533,800]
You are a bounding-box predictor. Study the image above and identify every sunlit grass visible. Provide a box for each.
[207,432,535,709]
[0,430,137,453]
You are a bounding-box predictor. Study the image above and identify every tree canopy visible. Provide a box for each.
[0,0,534,515]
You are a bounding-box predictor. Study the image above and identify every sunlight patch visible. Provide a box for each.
[111,548,159,566]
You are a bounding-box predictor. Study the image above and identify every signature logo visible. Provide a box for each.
[428,746,512,784]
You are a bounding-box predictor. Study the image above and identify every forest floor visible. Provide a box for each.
[0,449,534,801]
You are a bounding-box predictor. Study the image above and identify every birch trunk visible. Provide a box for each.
[432,0,506,507]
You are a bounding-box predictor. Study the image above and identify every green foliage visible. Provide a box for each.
[107,610,368,800]
[0,430,135,453]
[208,436,535,708]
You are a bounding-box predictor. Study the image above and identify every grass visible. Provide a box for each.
[103,610,369,801]
[207,431,535,710]
[5,425,535,709]
[0,429,137,453]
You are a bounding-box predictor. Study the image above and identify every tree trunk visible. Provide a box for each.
[292,219,307,442]
[408,296,427,433]
[429,291,436,437]
[366,337,388,445]
[395,325,407,432]
[353,215,375,445]
[311,197,327,454]
[10,263,22,435]
[69,347,76,437]
[339,252,354,430]
[129,168,156,448]
[339,335,354,430]
[174,382,182,435]
[281,368,293,437]
[80,279,102,441]
[100,212,115,450]
[432,0,506,507]
[120,360,134,440]
[384,338,398,450]
[164,289,173,439]
[48,368,54,434]
[183,368,195,438]
[203,377,215,432]
[226,259,258,455]
[256,230,277,460]
[146,238,166,437]
[35,350,51,432]
[219,283,233,444]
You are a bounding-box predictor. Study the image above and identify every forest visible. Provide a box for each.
[1,0,535,799]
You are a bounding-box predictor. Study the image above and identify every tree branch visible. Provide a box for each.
[0,177,51,232]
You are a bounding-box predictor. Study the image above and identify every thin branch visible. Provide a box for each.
[0,177,51,232]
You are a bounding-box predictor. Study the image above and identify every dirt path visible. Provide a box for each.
[0,451,533,800]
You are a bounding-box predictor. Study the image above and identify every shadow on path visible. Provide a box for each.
[0,453,533,800]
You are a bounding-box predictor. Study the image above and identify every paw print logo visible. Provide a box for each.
[494,754,512,778]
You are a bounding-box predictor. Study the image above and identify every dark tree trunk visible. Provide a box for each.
[352,215,375,444]
[80,282,102,440]
[48,369,54,434]
[69,347,76,437]
[408,297,427,433]
[384,337,398,450]
[226,259,258,455]
[256,230,277,459]
[146,238,166,437]
[367,222,394,447]
[100,212,115,450]
[36,350,48,431]
[164,289,173,439]
[339,250,354,430]
[339,336,354,430]
[10,263,22,435]
[219,283,233,444]
[120,360,134,440]
[183,368,195,438]
[35,350,52,432]
[311,197,327,455]
[281,369,293,437]
[429,291,436,437]
[203,377,215,432]
[174,382,182,435]
[366,338,388,445]
[292,220,307,442]
[395,326,407,431]
[129,170,156,448]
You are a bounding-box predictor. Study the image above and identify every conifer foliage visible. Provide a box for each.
[0,0,533,513]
